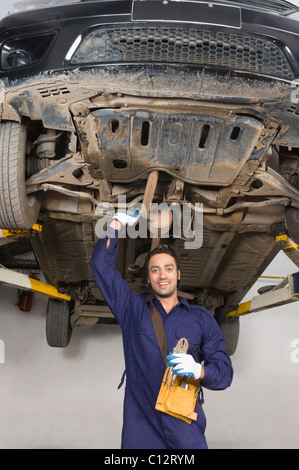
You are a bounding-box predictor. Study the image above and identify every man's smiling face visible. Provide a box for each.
[147,253,181,299]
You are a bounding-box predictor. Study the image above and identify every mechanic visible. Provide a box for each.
[91,211,233,449]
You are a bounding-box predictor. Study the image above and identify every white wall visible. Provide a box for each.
[0,285,125,449]
[0,251,298,449]
[205,251,299,449]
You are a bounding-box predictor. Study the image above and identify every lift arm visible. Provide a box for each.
[0,265,71,301]
[227,272,299,318]
[0,223,71,301]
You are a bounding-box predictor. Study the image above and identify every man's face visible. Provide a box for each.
[147,253,181,299]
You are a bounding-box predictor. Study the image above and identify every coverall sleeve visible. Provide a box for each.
[91,229,137,327]
[200,312,233,391]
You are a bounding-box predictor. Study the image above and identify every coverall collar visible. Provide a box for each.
[150,294,191,316]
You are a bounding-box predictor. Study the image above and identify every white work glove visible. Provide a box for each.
[166,353,202,380]
[112,208,140,226]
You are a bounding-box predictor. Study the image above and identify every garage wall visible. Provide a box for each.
[0,250,298,449]
[0,285,125,449]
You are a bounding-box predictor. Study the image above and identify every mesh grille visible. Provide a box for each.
[70,24,294,79]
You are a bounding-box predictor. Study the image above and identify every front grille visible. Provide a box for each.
[69,24,294,80]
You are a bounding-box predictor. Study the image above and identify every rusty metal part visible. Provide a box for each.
[141,171,176,249]
[141,170,159,220]
[77,108,269,186]
[140,170,163,250]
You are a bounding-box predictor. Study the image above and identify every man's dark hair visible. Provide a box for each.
[144,244,181,276]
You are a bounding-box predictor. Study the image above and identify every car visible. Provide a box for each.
[0,0,298,354]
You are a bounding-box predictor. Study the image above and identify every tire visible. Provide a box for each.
[0,121,40,229]
[285,170,299,244]
[46,298,72,347]
[215,307,240,356]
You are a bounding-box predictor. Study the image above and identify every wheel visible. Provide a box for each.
[285,167,299,244]
[215,306,240,356]
[0,121,41,229]
[46,298,72,347]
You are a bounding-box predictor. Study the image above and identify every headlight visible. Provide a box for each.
[9,0,81,15]
[1,32,56,70]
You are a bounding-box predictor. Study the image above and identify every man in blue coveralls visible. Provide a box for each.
[91,211,233,449]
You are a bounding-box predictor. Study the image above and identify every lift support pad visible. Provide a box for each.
[0,224,42,245]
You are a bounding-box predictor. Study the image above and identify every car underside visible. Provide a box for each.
[0,0,299,353]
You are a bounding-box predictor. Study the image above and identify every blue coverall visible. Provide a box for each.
[91,230,233,449]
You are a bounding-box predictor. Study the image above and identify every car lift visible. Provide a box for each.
[227,234,299,318]
[0,225,70,302]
